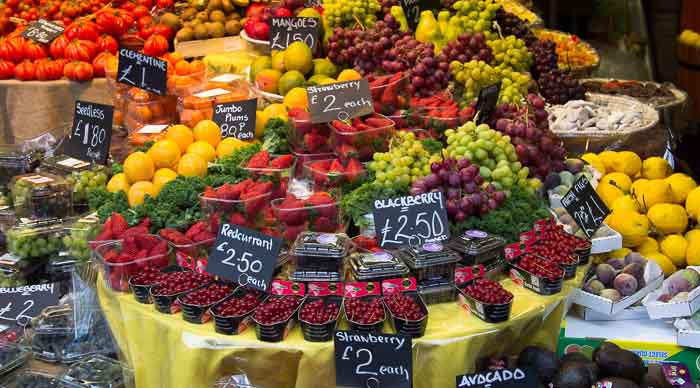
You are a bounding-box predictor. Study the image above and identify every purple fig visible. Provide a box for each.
[606,258,625,270]
[599,289,621,302]
[614,273,639,296]
[622,263,644,284]
[624,252,647,266]
[595,264,616,287]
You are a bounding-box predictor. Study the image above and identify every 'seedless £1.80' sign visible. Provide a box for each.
[63,100,113,165]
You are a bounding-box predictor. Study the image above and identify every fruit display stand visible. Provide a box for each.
[96,268,587,388]
[174,36,246,59]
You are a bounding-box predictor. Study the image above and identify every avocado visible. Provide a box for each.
[207,21,225,38]
[593,342,645,384]
[175,27,194,42]
[517,346,560,385]
[193,24,209,40]
[561,352,591,364]
[552,362,595,388]
[595,377,640,388]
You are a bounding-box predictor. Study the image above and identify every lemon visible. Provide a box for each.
[152,168,177,194]
[263,103,288,121]
[608,248,631,259]
[596,182,625,209]
[297,8,321,18]
[611,151,642,177]
[598,151,619,172]
[123,152,155,184]
[666,173,697,204]
[165,124,194,153]
[255,110,268,139]
[217,137,248,158]
[177,153,208,177]
[106,173,130,194]
[147,139,181,169]
[645,252,677,277]
[128,181,157,207]
[636,179,673,211]
[630,178,649,197]
[642,156,672,179]
[283,41,313,75]
[601,172,632,193]
[283,87,309,110]
[606,210,649,248]
[686,187,700,221]
[581,153,606,175]
[637,237,659,254]
[611,195,639,213]
[686,229,700,243]
[647,203,689,235]
[307,74,335,86]
[193,120,222,147]
[337,69,362,81]
[186,141,217,163]
[687,239,700,266]
[660,234,689,267]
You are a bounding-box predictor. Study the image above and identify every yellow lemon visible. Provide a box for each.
[147,139,181,169]
[630,178,649,198]
[177,153,208,177]
[660,234,689,267]
[255,110,269,140]
[606,210,649,248]
[598,151,619,172]
[263,103,288,121]
[686,229,700,243]
[596,182,625,209]
[123,152,155,184]
[608,248,631,259]
[647,203,689,235]
[193,120,222,147]
[581,153,606,175]
[642,156,672,179]
[645,252,677,277]
[636,179,673,211]
[217,137,248,158]
[127,181,157,207]
[152,168,178,194]
[637,237,659,254]
[666,173,697,204]
[165,124,194,153]
[611,195,640,213]
[186,141,217,163]
[686,187,700,221]
[601,172,632,193]
[283,87,309,110]
[611,151,642,177]
[106,173,130,194]
[687,239,700,266]
[337,69,362,81]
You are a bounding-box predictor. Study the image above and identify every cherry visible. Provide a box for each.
[253,296,301,325]
[130,266,166,286]
[299,299,340,324]
[384,293,425,320]
[215,291,263,317]
[464,279,513,304]
[181,283,233,306]
[344,297,384,325]
[151,271,211,296]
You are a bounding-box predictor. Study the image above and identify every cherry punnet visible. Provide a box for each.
[130,267,166,286]
[384,293,425,321]
[518,254,564,281]
[253,296,301,325]
[181,283,233,306]
[344,298,384,325]
[464,279,513,305]
[151,272,210,296]
[214,291,263,317]
[299,299,340,324]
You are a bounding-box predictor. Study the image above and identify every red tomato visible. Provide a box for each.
[70,60,93,81]
[137,15,152,30]
[14,60,36,80]
[91,51,111,77]
[138,24,154,40]
[0,36,23,62]
[35,59,62,80]
[96,7,131,36]
[152,24,172,40]
[132,5,149,19]
[120,1,135,12]
[142,33,168,57]
[49,34,69,58]
[64,39,97,62]
[5,0,19,10]
[0,60,15,79]
[64,20,100,41]
[137,0,153,9]
[156,0,172,9]
[22,40,48,61]
[96,34,118,54]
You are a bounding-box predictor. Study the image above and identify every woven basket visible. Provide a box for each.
[579,78,688,110]
[548,93,659,140]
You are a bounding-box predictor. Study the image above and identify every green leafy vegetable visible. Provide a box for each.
[111,163,123,175]
[133,141,155,154]
[87,188,131,223]
[131,176,207,231]
[262,118,291,154]
[341,182,410,228]
[206,143,261,185]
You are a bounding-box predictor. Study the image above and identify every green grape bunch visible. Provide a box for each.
[368,131,443,187]
[487,35,533,72]
[62,221,100,262]
[323,0,382,28]
[65,167,109,204]
[444,122,541,193]
[448,0,500,41]
[7,226,64,259]
[450,59,530,105]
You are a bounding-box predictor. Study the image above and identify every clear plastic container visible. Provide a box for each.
[241,156,295,200]
[167,68,208,97]
[94,236,173,292]
[367,72,411,115]
[61,355,134,388]
[6,219,66,259]
[271,194,343,243]
[349,251,410,282]
[10,172,71,218]
[178,85,252,128]
[127,124,168,150]
[292,150,335,179]
[42,158,109,209]
[396,242,460,284]
[329,114,395,162]
[417,109,470,139]
[303,158,367,194]
[0,205,16,233]
[0,144,41,189]
[4,370,62,387]
[446,230,505,266]
[417,278,456,305]
[0,253,41,288]
[123,88,177,135]
[40,154,93,176]
[63,218,101,263]
[290,112,331,153]
[0,342,30,378]
[199,191,272,230]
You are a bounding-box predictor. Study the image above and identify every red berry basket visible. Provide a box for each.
[210,287,267,336]
[298,296,343,342]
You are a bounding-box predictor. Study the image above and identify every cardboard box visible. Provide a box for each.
[578,304,649,321]
[644,267,700,320]
[559,315,700,382]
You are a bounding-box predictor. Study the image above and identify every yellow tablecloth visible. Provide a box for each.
[97,270,585,388]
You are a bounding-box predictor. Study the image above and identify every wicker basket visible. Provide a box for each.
[579,78,688,110]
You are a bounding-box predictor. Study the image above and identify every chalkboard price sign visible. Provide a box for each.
[456,367,538,388]
[475,82,501,124]
[372,192,450,249]
[117,48,168,96]
[399,0,442,31]
[21,19,64,44]
[269,17,320,51]
[213,98,257,140]
[335,331,412,388]
[307,79,374,124]
[63,100,113,165]
[0,282,61,328]
[206,224,282,292]
[561,176,610,239]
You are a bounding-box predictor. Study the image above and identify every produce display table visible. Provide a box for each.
[0,78,111,144]
[97,270,587,388]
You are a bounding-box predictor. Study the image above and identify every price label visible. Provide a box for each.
[399,0,442,31]
[21,19,64,44]
[561,176,609,239]
[269,17,320,51]
[213,98,257,140]
[456,367,537,388]
[372,192,449,249]
[206,223,282,292]
[335,331,412,388]
[117,48,168,96]
[0,283,61,328]
[307,79,374,124]
[63,100,113,165]
[475,82,501,124]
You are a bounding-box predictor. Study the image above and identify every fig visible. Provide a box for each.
[583,279,605,295]
[565,158,585,174]
[606,258,625,270]
[595,264,616,287]
[622,263,644,284]
[614,273,638,296]
[667,269,700,296]
[624,252,646,266]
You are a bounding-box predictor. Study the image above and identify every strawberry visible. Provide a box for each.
[303,132,327,152]
[202,186,217,198]
[260,227,278,237]
[103,249,119,263]
[138,218,151,229]
[282,223,307,242]
[101,217,113,238]
[331,120,355,133]
[134,249,149,260]
[277,197,307,226]
[209,215,220,234]
[93,230,113,242]
[337,144,358,160]
[122,236,138,255]
[345,158,364,183]
[307,192,337,219]
[228,213,248,227]
[121,226,149,238]
[270,154,294,169]
[328,159,344,174]
[111,212,128,237]
[186,222,208,240]
[247,150,270,169]
[149,240,169,256]
[135,234,160,251]
[365,117,393,128]
[309,160,331,172]
[194,231,215,242]
[312,216,336,232]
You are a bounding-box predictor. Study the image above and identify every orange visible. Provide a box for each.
[165,124,194,153]
[192,119,222,147]
[175,60,191,76]
[133,105,153,122]
[152,168,178,194]
[147,139,181,169]
[123,151,155,184]
[128,181,158,207]
[106,173,130,193]
[186,140,217,162]
[190,60,206,73]
[177,153,208,177]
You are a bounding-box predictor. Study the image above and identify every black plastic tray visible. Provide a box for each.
[178,283,235,324]
[252,295,303,342]
[457,283,512,323]
[384,291,428,338]
[210,287,266,336]
[344,296,386,333]
[507,258,564,296]
[299,295,342,342]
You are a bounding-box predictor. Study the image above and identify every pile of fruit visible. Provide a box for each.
[175,0,243,42]
[253,295,302,325]
[584,253,648,301]
[299,299,341,324]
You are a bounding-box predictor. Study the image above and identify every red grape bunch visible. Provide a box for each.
[530,39,558,79]
[440,32,494,65]
[537,69,585,105]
